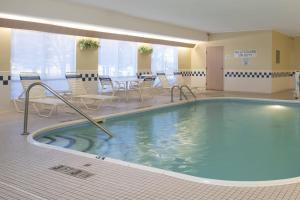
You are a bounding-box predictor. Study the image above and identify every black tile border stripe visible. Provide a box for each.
[0,75,11,86]
[80,73,98,82]
[0,73,99,86]
[137,71,152,79]
[180,71,206,77]
[225,71,294,78]
[225,71,272,78]
[272,71,295,78]
[137,70,206,78]
[0,71,295,86]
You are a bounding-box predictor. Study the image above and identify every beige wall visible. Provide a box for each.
[199,30,297,93]
[206,31,273,70]
[76,37,99,71]
[272,31,294,70]
[137,43,152,72]
[271,31,295,92]
[191,31,274,70]
[291,37,300,69]
[1,0,207,42]
[0,28,11,71]
[178,47,191,70]
[137,54,151,72]
[191,42,206,69]
[211,31,273,93]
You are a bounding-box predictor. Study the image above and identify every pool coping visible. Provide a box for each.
[28,97,300,187]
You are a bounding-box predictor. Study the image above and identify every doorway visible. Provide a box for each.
[206,46,224,90]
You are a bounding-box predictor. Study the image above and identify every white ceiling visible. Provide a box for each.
[61,0,300,36]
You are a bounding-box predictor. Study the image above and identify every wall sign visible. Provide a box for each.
[234,49,257,58]
[234,49,257,65]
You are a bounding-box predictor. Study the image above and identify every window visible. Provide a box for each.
[10,29,76,98]
[99,39,137,77]
[11,29,76,79]
[151,45,178,74]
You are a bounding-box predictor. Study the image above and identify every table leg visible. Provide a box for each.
[125,81,128,101]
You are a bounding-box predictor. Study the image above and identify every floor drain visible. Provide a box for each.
[50,165,94,179]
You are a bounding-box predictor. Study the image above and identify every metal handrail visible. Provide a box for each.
[171,85,180,102]
[22,82,113,137]
[171,85,196,102]
[180,85,197,100]
[171,85,188,102]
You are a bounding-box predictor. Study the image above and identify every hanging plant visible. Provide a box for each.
[138,45,153,55]
[78,38,100,51]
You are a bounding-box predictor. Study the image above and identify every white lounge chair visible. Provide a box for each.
[14,72,66,117]
[157,72,172,89]
[173,72,205,94]
[156,72,180,96]
[173,72,185,85]
[66,73,117,110]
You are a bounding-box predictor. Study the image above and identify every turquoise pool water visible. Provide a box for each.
[35,99,300,181]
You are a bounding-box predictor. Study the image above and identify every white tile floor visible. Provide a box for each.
[1,90,300,200]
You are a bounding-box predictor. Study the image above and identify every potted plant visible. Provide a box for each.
[138,45,153,55]
[78,38,100,51]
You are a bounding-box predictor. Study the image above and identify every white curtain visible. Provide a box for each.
[99,39,137,77]
[151,44,178,74]
[11,29,76,97]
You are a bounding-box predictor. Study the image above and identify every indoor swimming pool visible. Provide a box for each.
[34,98,300,183]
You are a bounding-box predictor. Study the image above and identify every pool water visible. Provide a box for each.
[35,99,300,181]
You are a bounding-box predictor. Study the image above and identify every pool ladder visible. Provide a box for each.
[171,85,197,102]
[22,82,113,137]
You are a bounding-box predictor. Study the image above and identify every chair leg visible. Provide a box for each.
[46,105,56,117]
[80,98,90,110]
[13,99,24,113]
[139,89,143,102]
[80,98,99,110]
[32,103,55,118]
[126,89,129,101]
[54,105,58,114]
[32,103,41,115]
[150,88,155,99]
[96,100,103,110]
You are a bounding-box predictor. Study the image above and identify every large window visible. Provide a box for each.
[11,29,76,98]
[99,39,137,77]
[11,29,76,79]
[151,44,178,74]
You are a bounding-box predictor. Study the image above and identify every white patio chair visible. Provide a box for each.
[14,72,66,117]
[131,73,155,90]
[136,72,154,79]
[66,73,117,110]
[130,76,156,102]
[99,75,126,96]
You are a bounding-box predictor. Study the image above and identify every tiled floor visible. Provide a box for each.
[1,90,300,200]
